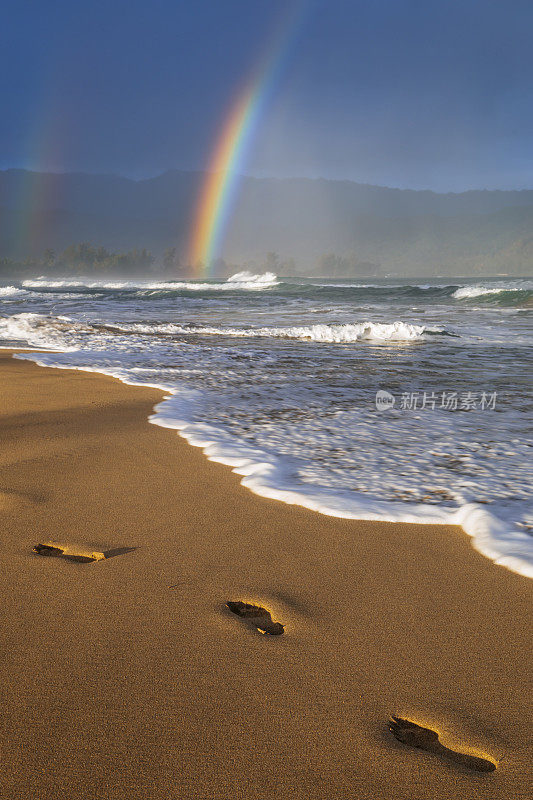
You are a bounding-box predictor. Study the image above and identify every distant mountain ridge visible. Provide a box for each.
[1,168,533,275]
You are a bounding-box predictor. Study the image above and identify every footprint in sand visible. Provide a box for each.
[389,716,496,772]
[226,601,285,636]
[33,543,106,563]
[32,543,135,564]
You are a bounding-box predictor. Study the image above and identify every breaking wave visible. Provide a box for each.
[0,272,531,580]
[0,313,446,347]
[11,276,531,307]
[104,319,445,342]
[0,286,24,297]
[0,312,91,349]
[225,270,278,287]
[21,271,279,292]
[453,282,533,300]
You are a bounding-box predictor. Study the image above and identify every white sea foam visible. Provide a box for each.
[1,274,531,583]
[0,313,84,349]
[22,271,279,292]
[153,403,532,580]
[0,312,441,347]
[257,321,434,341]
[225,270,278,286]
[308,281,443,289]
[454,286,506,299]
[10,349,533,580]
[453,282,532,299]
[108,320,438,342]
[22,279,124,289]
[0,285,77,302]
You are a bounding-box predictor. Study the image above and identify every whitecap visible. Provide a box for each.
[22,271,279,292]
[0,286,24,297]
[453,282,533,299]
[106,319,442,342]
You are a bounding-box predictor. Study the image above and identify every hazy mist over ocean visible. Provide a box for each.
[2,169,533,277]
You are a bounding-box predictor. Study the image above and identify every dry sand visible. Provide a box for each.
[0,349,531,799]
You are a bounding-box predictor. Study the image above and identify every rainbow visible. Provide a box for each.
[188,4,304,276]
[12,98,66,258]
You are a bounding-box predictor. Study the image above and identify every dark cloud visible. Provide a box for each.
[1,0,531,190]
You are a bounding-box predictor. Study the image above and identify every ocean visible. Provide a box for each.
[1,272,532,577]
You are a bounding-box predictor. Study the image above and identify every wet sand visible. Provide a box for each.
[0,349,531,799]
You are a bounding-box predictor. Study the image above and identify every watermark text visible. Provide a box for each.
[375,390,498,411]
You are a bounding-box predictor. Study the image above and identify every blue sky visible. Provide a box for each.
[2,0,532,190]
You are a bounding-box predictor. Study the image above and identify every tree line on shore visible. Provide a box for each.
[0,243,156,278]
[0,242,381,279]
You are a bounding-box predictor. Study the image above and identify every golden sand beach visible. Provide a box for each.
[0,350,531,799]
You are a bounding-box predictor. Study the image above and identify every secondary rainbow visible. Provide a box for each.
[188,4,304,275]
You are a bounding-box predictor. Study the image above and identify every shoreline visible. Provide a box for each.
[8,346,532,580]
[1,349,531,799]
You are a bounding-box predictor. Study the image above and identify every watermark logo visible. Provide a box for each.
[375,390,498,411]
[375,390,396,411]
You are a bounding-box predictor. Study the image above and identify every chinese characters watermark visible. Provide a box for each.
[375,390,498,411]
